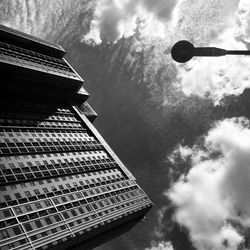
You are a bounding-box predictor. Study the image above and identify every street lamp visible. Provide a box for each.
[171,40,250,63]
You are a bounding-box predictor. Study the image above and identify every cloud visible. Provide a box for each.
[145,241,174,250]
[173,0,239,44]
[176,29,250,105]
[237,0,250,42]
[83,0,180,44]
[167,117,250,250]
[0,0,94,45]
[175,0,250,104]
[168,145,193,164]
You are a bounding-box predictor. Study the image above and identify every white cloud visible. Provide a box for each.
[145,241,174,250]
[169,145,193,162]
[167,117,250,250]
[83,0,179,44]
[237,0,250,42]
[0,0,94,44]
[176,0,250,104]
[173,0,239,44]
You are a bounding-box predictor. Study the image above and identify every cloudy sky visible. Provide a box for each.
[1,0,250,249]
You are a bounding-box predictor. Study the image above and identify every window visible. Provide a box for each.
[44,200,51,207]
[53,198,59,205]
[41,231,48,237]
[69,194,74,200]
[3,209,12,217]
[24,191,31,197]
[91,214,97,219]
[86,206,92,212]
[98,201,104,207]
[14,193,22,199]
[63,212,69,219]
[25,205,32,212]
[34,189,40,195]
[30,235,37,241]
[14,207,22,215]
[71,210,77,216]
[35,220,43,228]
[0,164,6,170]
[104,200,110,206]
[18,162,24,168]
[54,214,61,222]
[35,203,42,209]
[4,195,11,201]
[45,217,52,225]
[24,223,32,232]
[61,197,67,202]
[13,226,22,235]
[9,163,15,169]
[0,229,9,239]
[92,203,98,209]
[35,161,41,166]
[0,186,6,191]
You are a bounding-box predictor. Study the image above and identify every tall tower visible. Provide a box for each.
[0,25,153,250]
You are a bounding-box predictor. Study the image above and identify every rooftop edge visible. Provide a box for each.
[0,24,66,58]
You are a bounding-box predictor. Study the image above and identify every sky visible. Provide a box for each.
[1,0,250,249]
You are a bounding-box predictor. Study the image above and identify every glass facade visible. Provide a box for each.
[0,26,153,250]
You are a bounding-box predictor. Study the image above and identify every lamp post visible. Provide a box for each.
[171,40,250,63]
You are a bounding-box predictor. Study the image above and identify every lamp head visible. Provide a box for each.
[171,40,194,63]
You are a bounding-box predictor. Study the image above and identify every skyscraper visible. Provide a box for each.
[0,25,153,250]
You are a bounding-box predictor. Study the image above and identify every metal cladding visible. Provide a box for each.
[0,26,153,250]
